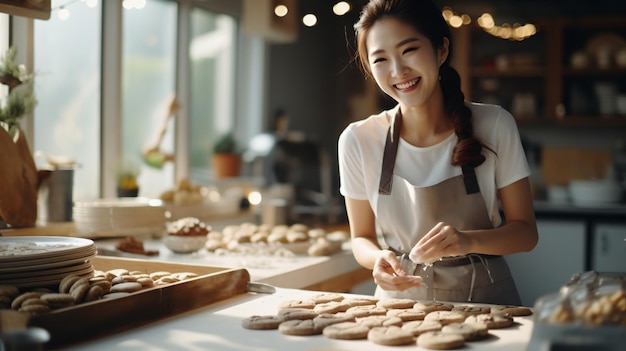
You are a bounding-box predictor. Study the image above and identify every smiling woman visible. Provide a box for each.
[338,0,537,305]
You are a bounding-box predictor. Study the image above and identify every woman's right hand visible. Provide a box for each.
[372,249,423,291]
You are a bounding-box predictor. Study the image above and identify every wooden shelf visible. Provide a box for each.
[471,67,546,77]
[555,116,626,127]
[516,116,626,128]
[454,16,626,128]
[562,68,626,76]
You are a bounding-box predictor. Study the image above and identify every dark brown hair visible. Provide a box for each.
[354,0,487,168]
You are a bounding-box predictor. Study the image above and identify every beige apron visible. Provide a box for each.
[374,109,521,305]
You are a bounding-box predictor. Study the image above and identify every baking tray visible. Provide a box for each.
[0,256,251,348]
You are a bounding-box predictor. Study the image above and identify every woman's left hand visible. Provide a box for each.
[408,222,471,264]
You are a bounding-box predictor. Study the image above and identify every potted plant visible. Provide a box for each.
[116,158,140,197]
[212,132,241,179]
[0,47,36,137]
[0,46,38,227]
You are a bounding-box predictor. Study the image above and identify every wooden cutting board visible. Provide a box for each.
[0,256,251,348]
[541,147,613,186]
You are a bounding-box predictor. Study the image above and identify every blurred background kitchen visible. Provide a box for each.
[1,0,625,303]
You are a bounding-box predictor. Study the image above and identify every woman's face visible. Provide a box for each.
[365,17,447,109]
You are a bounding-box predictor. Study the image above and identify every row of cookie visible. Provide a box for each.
[0,269,201,315]
[242,294,531,349]
[249,296,528,328]
[207,222,349,248]
[243,307,518,348]
[1,273,107,315]
[89,269,199,297]
[276,293,532,318]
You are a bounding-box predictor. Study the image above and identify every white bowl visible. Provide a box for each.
[568,180,623,206]
[547,186,570,204]
[163,234,207,253]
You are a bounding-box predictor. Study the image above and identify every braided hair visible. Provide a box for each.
[354,0,487,168]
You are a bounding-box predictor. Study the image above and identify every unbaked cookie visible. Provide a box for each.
[322,321,369,340]
[377,298,416,309]
[491,305,533,317]
[311,292,344,304]
[451,305,492,316]
[386,308,426,321]
[465,313,514,329]
[401,320,443,336]
[417,331,465,350]
[278,299,315,310]
[356,315,403,328]
[278,308,318,321]
[414,301,454,313]
[40,293,75,309]
[424,311,466,325]
[441,322,489,341]
[367,326,415,346]
[278,319,324,336]
[242,315,284,330]
[346,304,388,318]
[343,296,379,307]
[313,301,350,314]
[313,312,355,328]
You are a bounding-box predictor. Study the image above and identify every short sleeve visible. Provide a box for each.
[338,126,369,200]
[493,109,531,189]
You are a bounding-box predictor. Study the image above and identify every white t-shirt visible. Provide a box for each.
[338,103,531,228]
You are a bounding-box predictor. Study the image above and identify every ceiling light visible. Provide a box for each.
[333,1,351,16]
[302,14,317,27]
[274,4,288,17]
[57,7,70,20]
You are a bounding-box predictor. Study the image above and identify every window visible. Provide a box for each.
[26,0,244,202]
[34,1,102,200]
[188,7,237,182]
[122,0,177,197]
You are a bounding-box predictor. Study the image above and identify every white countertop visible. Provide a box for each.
[94,237,365,290]
[1,220,368,291]
[58,288,535,351]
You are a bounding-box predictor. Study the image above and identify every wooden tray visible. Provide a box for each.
[0,256,251,348]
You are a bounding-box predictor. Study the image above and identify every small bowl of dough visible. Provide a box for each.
[163,217,210,253]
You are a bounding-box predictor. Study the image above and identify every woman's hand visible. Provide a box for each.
[372,249,423,291]
[409,222,472,264]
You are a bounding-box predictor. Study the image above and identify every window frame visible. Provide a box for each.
[8,0,267,198]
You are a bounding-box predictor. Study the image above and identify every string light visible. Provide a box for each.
[274,5,288,17]
[57,6,70,20]
[271,1,352,28]
[333,1,351,16]
[52,0,146,21]
[442,6,537,41]
[477,13,537,41]
[442,6,471,28]
[302,14,317,27]
[123,0,146,10]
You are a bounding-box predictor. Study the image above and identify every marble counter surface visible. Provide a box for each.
[59,287,536,351]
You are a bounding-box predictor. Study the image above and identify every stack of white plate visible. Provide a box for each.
[0,236,96,288]
[73,198,167,238]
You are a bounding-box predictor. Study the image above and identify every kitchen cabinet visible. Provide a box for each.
[452,16,626,127]
[557,18,626,124]
[505,219,586,307]
[452,20,550,122]
[592,222,626,272]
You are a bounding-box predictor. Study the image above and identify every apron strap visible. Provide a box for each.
[461,165,480,195]
[379,110,403,195]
